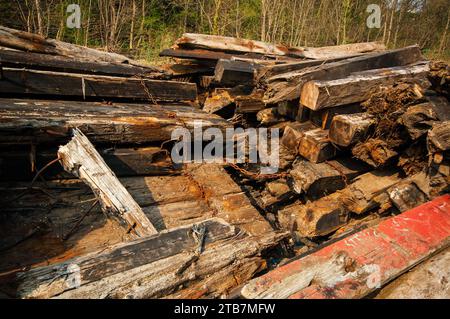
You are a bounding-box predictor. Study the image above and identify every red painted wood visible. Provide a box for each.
[243,195,450,299]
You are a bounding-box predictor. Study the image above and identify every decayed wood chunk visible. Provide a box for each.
[0,98,231,145]
[203,90,234,114]
[309,103,363,130]
[387,181,428,212]
[298,128,336,163]
[278,192,348,238]
[352,138,398,167]
[280,121,316,153]
[58,128,157,237]
[399,103,438,140]
[214,59,257,86]
[329,113,376,147]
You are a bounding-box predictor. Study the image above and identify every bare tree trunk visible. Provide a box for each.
[130,0,136,49]
[34,0,44,35]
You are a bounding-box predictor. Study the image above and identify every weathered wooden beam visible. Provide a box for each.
[264,46,423,104]
[289,158,371,198]
[279,192,348,238]
[300,63,430,110]
[203,90,235,114]
[428,121,450,152]
[15,218,237,298]
[176,34,385,59]
[242,194,450,299]
[352,139,398,168]
[0,68,197,101]
[375,248,450,299]
[214,59,257,86]
[298,128,336,163]
[159,48,241,60]
[0,48,165,77]
[329,113,376,147]
[58,129,157,237]
[0,98,230,145]
[280,121,316,153]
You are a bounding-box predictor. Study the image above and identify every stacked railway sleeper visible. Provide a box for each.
[0,27,449,299]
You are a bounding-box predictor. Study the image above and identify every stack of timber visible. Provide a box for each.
[159,34,450,268]
[1,28,450,299]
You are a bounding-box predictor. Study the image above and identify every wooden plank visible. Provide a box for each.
[0,98,231,145]
[298,128,336,163]
[15,218,238,298]
[329,113,376,147]
[309,103,363,130]
[264,46,424,104]
[58,128,157,237]
[280,121,317,153]
[186,164,274,236]
[297,42,386,60]
[257,55,360,80]
[242,194,450,299]
[399,103,438,140]
[203,90,235,114]
[289,158,371,198]
[159,48,240,60]
[235,95,266,114]
[0,68,197,101]
[301,63,430,110]
[0,48,164,77]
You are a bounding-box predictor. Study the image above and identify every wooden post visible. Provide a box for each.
[58,128,157,237]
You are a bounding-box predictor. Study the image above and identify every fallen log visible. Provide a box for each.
[58,129,157,237]
[242,194,450,299]
[0,68,197,101]
[300,63,430,110]
[329,113,376,147]
[264,46,423,104]
[298,128,336,163]
[0,98,230,145]
[0,48,164,77]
